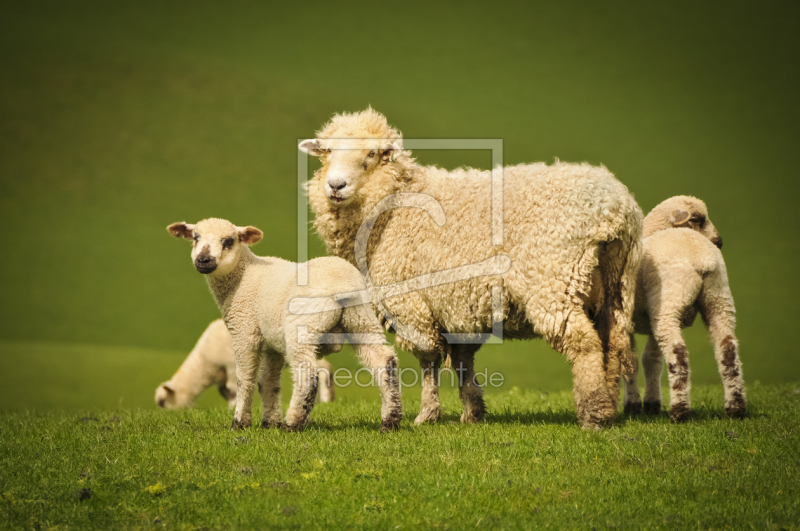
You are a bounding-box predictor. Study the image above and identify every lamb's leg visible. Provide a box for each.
[231,348,261,430]
[224,365,238,409]
[553,310,616,430]
[652,321,692,423]
[415,356,442,425]
[284,350,318,432]
[259,351,283,428]
[451,344,486,423]
[702,304,746,419]
[352,344,403,431]
[316,358,335,403]
[641,336,664,415]
[623,334,643,414]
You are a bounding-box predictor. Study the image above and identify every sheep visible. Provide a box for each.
[167,218,402,432]
[623,195,746,422]
[154,319,336,409]
[299,108,643,430]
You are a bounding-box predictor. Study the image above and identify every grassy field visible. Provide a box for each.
[2,384,798,530]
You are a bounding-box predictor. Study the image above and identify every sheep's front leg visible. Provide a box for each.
[451,344,486,423]
[259,351,284,428]
[641,336,664,415]
[415,356,442,425]
[284,350,318,432]
[653,322,692,423]
[623,335,643,415]
[231,347,261,430]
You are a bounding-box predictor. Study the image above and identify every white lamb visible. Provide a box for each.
[167,218,402,432]
[154,319,336,409]
[624,196,746,422]
[300,108,643,429]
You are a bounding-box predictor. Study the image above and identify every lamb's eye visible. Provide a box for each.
[193,234,200,241]
[367,151,376,158]
[222,238,234,250]
[692,216,706,227]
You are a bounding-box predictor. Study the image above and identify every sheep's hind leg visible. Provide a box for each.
[553,311,616,430]
[231,348,261,431]
[653,322,692,423]
[316,359,335,403]
[284,350,319,432]
[353,343,403,431]
[451,344,486,423]
[641,336,664,415]
[415,356,442,425]
[623,334,643,415]
[259,351,283,428]
[702,303,746,418]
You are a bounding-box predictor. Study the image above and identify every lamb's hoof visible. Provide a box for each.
[580,417,614,431]
[230,418,249,431]
[413,407,441,425]
[669,405,693,424]
[623,400,643,415]
[460,409,486,424]
[380,419,400,433]
[281,423,305,433]
[725,405,747,419]
[260,420,282,429]
[643,401,662,415]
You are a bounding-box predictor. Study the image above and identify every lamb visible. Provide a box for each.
[299,108,643,429]
[623,196,746,422]
[154,319,336,409]
[167,218,402,431]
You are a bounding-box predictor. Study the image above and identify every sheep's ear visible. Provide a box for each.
[167,222,195,240]
[299,139,327,157]
[669,210,691,227]
[238,226,263,246]
[161,383,175,395]
[381,141,402,161]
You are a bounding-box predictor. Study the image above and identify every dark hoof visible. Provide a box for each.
[282,423,305,433]
[726,406,747,419]
[230,418,249,431]
[643,401,662,415]
[260,420,282,429]
[380,420,400,433]
[669,405,693,424]
[624,401,643,415]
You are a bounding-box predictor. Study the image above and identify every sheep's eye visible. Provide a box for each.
[193,233,200,241]
[222,238,235,250]
[367,151,376,158]
[691,215,706,227]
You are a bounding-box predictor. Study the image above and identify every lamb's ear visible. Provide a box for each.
[669,210,691,227]
[299,139,327,157]
[167,222,195,240]
[237,226,263,246]
[161,383,175,395]
[381,141,402,161]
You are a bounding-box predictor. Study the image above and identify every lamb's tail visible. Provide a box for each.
[595,204,643,410]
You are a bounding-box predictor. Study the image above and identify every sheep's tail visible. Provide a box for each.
[595,206,644,409]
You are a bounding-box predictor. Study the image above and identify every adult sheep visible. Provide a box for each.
[299,108,643,429]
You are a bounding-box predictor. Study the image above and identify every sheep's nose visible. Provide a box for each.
[328,179,346,191]
[197,255,212,264]
[712,237,723,249]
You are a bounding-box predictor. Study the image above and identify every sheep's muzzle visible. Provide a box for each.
[195,253,217,274]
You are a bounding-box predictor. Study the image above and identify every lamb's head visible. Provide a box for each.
[643,195,722,248]
[299,108,404,207]
[155,381,184,409]
[167,218,263,275]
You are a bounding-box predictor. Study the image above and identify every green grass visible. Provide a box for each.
[1,383,798,530]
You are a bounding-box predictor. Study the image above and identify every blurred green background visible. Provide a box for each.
[1,1,798,409]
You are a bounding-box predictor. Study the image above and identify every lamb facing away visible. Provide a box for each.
[154,319,336,409]
[624,196,745,422]
[300,108,643,429]
[167,218,402,432]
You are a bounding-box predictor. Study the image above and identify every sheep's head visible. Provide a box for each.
[155,381,184,409]
[643,195,722,248]
[299,108,404,207]
[167,218,263,275]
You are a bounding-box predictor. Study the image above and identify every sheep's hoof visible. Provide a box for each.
[380,419,400,433]
[623,400,643,415]
[669,405,693,424]
[281,423,305,433]
[230,418,249,431]
[725,405,747,419]
[260,420,282,429]
[413,407,441,425]
[643,401,662,415]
